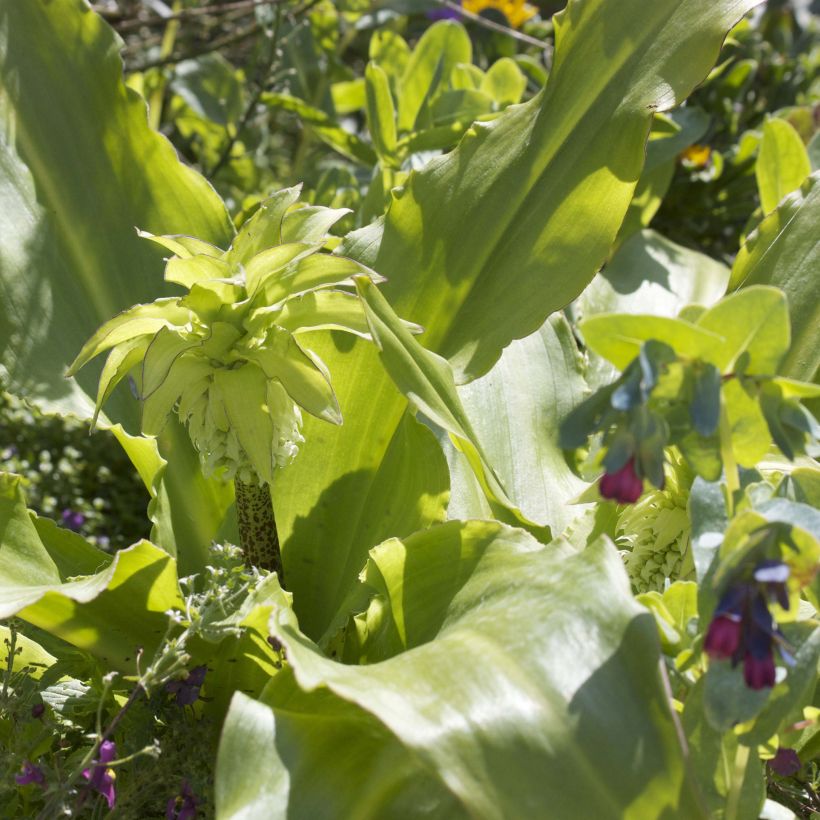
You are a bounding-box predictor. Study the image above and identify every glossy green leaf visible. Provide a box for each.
[244,329,341,425]
[212,364,277,483]
[480,57,526,106]
[0,0,233,422]
[270,290,370,338]
[683,680,766,819]
[281,206,350,244]
[579,229,730,321]
[278,0,761,638]
[355,277,549,541]
[229,187,302,266]
[396,21,472,133]
[756,117,811,215]
[0,473,182,671]
[261,92,377,166]
[110,419,235,575]
[444,315,590,534]
[581,314,723,370]
[696,286,790,375]
[217,529,703,819]
[243,243,318,298]
[365,62,398,164]
[730,173,820,381]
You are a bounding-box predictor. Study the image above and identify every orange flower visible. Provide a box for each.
[461,0,537,29]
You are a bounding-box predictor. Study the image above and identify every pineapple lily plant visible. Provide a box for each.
[67,186,416,578]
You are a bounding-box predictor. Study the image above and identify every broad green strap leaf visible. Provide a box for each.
[365,62,398,165]
[0,0,233,422]
[341,0,760,383]
[278,0,761,638]
[283,377,450,639]
[244,329,341,425]
[217,529,704,819]
[755,117,812,214]
[355,277,550,542]
[444,315,590,534]
[729,172,819,381]
[0,474,182,670]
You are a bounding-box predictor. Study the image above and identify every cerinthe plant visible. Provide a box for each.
[68,186,417,581]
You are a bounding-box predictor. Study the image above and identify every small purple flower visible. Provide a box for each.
[166,780,200,820]
[426,6,461,20]
[768,748,801,777]
[15,761,45,787]
[599,457,643,504]
[82,739,117,809]
[31,703,45,719]
[60,509,86,532]
[166,666,207,707]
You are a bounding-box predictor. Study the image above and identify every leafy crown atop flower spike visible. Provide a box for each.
[67,186,420,484]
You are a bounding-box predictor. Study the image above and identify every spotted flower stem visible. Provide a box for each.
[234,477,283,582]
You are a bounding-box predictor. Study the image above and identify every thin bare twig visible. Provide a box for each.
[109,0,284,33]
[129,21,262,71]
[439,0,551,51]
[208,3,284,177]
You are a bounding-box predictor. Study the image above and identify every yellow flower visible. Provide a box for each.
[461,0,537,29]
[680,144,712,168]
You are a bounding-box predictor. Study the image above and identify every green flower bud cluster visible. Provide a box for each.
[618,452,695,593]
[68,187,418,485]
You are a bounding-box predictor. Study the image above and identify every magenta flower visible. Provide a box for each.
[703,614,742,658]
[166,780,200,820]
[82,739,117,809]
[166,666,207,707]
[15,761,45,787]
[599,457,643,503]
[704,561,794,690]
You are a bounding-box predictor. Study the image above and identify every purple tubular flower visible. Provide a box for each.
[82,740,117,809]
[166,666,207,707]
[60,509,86,532]
[166,780,199,820]
[599,457,643,504]
[15,761,45,787]
[768,748,801,777]
[31,703,45,719]
[744,651,776,689]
